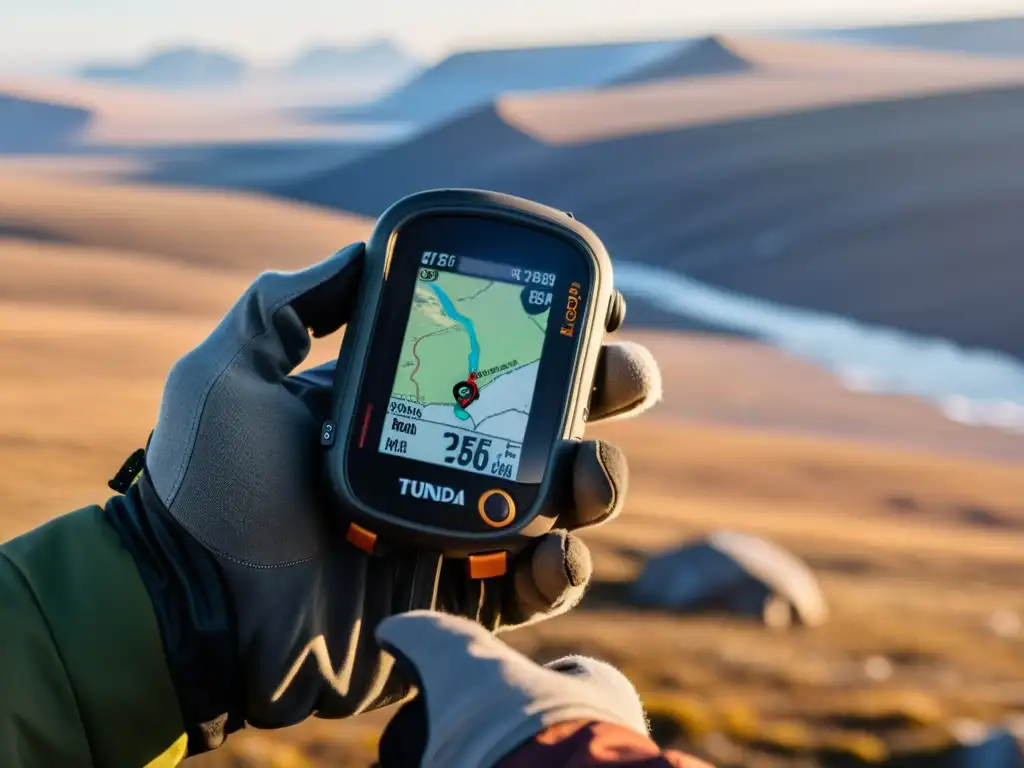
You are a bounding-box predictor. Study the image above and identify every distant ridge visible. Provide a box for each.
[495,37,1024,146]
[277,104,544,212]
[822,15,1024,59]
[285,39,419,81]
[0,94,92,152]
[610,36,753,84]
[80,46,249,89]
[312,39,689,124]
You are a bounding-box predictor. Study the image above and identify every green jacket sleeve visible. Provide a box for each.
[0,506,187,767]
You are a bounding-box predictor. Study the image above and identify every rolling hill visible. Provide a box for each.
[0,172,368,273]
[284,39,420,82]
[277,37,1024,360]
[826,14,1024,59]
[609,36,753,85]
[0,76,213,148]
[0,72,393,157]
[79,46,250,89]
[0,172,369,524]
[309,38,696,124]
[0,94,91,152]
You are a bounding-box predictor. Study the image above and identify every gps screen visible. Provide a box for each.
[377,252,554,481]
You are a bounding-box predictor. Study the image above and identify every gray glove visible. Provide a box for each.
[375,611,650,768]
[104,243,661,754]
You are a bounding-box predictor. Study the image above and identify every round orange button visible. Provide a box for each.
[478,489,516,528]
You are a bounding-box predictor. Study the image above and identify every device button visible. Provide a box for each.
[478,489,516,528]
[345,523,377,554]
[320,420,336,447]
[467,551,508,579]
[606,291,626,333]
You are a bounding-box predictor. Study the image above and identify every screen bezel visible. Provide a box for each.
[344,212,595,536]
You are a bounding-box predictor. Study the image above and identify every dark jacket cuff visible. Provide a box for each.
[105,475,244,753]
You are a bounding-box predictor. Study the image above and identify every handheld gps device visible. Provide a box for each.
[323,189,625,580]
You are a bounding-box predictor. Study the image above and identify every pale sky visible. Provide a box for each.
[4,0,1024,67]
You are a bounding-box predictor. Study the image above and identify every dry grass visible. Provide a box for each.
[500,420,1024,765]
[2,173,1023,766]
[0,174,368,534]
[0,173,369,272]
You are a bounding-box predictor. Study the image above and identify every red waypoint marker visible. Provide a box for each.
[453,372,479,408]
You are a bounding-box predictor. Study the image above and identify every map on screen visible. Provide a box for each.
[378,267,551,481]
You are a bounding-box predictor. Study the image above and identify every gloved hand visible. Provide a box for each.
[105,243,661,754]
[375,611,651,768]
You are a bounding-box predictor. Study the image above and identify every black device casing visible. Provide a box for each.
[325,189,615,559]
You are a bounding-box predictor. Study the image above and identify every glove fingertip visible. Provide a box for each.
[589,340,663,423]
[572,440,628,530]
[560,532,593,589]
[528,531,592,604]
[543,655,651,736]
[290,243,365,338]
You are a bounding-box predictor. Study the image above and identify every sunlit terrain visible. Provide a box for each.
[3,15,1024,767]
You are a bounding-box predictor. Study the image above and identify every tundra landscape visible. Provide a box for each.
[3,16,1024,767]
